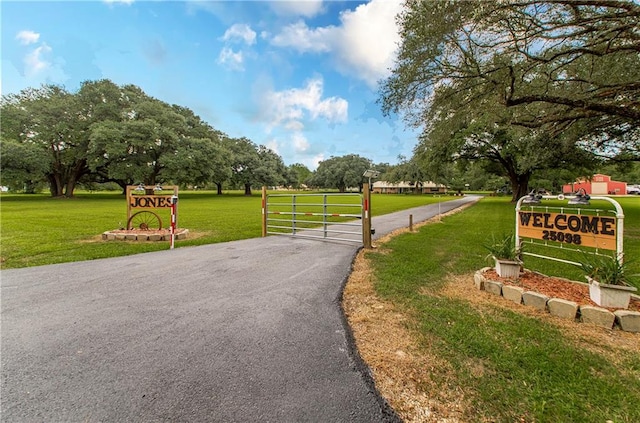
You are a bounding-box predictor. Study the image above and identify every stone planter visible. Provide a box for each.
[587,277,638,309]
[494,257,521,278]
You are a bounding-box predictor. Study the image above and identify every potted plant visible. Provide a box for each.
[484,233,522,278]
[580,254,638,309]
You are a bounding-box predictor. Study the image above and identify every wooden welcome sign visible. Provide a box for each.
[517,211,617,251]
[125,185,178,230]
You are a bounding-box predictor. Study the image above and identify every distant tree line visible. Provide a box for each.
[0,80,394,196]
[0,81,278,196]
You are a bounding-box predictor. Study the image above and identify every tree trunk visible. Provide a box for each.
[509,173,531,202]
[216,182,223,195]
[48,174,64,197]
[244,183,252,196]
[63,160,89,197]
[64,177,77,198]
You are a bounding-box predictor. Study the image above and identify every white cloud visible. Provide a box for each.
[307,153,324,170]
[269,0,324,18]
[24,43,52,76]
[222,23,257,45]
[334,0,403,87]
[269,0,403,88]
[292,133,310,152]
[103,0,134,5]
[16,30,40,45]
[217,47,244,71]
[285,120,305,131]
[265,139,280,154]
[262,77,348,131]
[270,21,333,53]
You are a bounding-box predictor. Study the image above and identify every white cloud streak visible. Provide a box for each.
[270,21,333,53]
[24,43,52,76]
[292,132,310,152]
[262,77,348,131]
[222,23,257,45]
[217,47,244,71]
[103,0,135,5]
[16,30,40,45]
[269,0,324,18]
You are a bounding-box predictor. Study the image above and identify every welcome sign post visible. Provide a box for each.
[515,195,624,266]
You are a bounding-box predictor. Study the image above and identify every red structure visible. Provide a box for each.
[562,174,627,195]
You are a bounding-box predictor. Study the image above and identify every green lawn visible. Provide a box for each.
[367,196,640,422]
[0,190,449,269]
[3,191,639,420]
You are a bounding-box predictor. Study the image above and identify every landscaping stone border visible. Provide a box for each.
[475,267,640,333]
[101,229,189,242]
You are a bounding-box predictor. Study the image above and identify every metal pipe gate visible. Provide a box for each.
[261,186,369,245]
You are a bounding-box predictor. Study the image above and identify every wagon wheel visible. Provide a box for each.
[128,211,162,230]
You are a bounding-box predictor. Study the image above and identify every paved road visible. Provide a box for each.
[1,196,479,422]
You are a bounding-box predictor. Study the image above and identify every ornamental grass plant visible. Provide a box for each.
[580,253,638,287]
[483,232,521,262]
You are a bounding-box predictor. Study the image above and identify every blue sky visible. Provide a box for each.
[1,0,417,169]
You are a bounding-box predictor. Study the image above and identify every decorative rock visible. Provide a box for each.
[547,298,578,320]
[474,272,484,290]
[101,229,189,242]
[502,285,524,305]
[522,291,549,311]
[580,306,615,329]
[484,280,502,296]
[614,310,640,333]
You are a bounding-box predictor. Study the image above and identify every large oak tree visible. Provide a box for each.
[1,80,242,196]
[381,0,640,197]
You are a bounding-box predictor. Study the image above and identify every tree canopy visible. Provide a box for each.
[310,154,372,192]
[0,80,289,197]
[380,0,639,200]
[381,0,640,162]
[383,155,432,194]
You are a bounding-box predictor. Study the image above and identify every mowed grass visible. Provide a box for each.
[0,190,448,269]
[366,196,640,422]
[3,191,639,420]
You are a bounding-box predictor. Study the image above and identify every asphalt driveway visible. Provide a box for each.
[1,196,478,422]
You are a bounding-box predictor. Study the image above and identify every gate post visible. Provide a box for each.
[363,183,372,248]
[261,186,267,237]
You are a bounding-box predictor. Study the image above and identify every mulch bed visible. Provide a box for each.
[484,268,640,312]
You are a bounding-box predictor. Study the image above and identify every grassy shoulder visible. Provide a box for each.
[349,197,640,422]
[0,190,450,269]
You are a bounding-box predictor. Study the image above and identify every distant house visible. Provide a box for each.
[372,181,447,194]
[562,174,627,195]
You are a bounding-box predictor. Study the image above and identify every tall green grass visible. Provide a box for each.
[0,190,447,269]
[367,196,640,422]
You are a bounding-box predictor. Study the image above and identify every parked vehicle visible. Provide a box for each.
[627,185,640,195]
